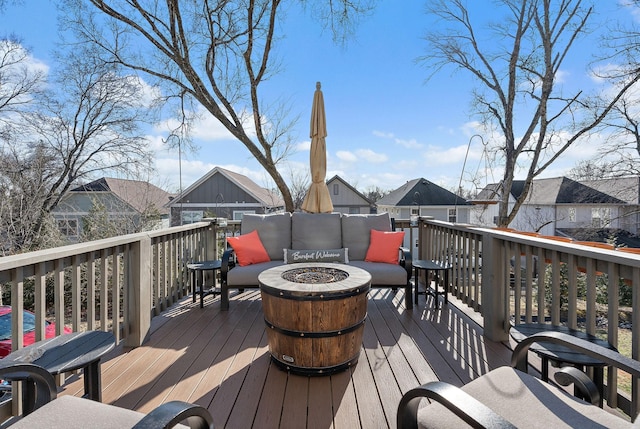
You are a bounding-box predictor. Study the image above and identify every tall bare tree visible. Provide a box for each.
[421,0,640,226]
[63,0,375,212]
[0,42,153,253]
[0,39,45,130]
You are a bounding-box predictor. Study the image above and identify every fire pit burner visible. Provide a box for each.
[282,267,349,284]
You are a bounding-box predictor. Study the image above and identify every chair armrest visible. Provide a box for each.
[554,366,600,405]
[133,400,214,429]
[399,247,412,281]
[220,248,235,283]
[397,381,516,429]
[511,331,640,379]
[0,362,58,414]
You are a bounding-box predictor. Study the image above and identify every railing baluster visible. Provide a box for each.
[54,259,64,336]
[71,255,81,331]
[35,262,46,340]
[87,251,96,331]
[100,249,109,331]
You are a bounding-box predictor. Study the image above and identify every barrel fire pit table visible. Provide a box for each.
[258,263,371,376]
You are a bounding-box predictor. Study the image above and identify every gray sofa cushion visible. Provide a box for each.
[341,213,392,260]
[291,212,342,250]
[229,260,407,287]
[349,261,407,285]
[241,213,291,260]
[227,260,284,286]
[416,366,631,428]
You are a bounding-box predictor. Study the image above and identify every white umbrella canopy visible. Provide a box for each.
[301,82,334,213]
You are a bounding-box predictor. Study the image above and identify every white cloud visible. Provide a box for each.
[336,150,358,162]
[154,104,259,142]
[372,130,394,139]
[297,140,311,152]
[394,137,421,149]
[356,149,388,163]
[373,130,423,149]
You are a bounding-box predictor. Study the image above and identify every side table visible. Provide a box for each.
[510,323,617,407]
[413,259,452,309]
[187,260,222,308]
[3,330,116,410]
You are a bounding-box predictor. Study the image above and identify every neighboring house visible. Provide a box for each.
[471,176,640,245]
[168,166,284,226]
[326,175,374,214]
[376,178,471,223]
[52,177,172,241]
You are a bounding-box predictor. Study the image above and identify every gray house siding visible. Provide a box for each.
[53,192,140,241]
[182,173,260,206]
[168,167,284,226]
[327,176,373,214]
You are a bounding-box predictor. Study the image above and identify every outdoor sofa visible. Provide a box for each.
[220,212,412,310]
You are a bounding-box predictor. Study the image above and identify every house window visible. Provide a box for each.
[568,207,576,223]
[448,208,457,223]
[233,210,255,220]
[333,184,339,195]
[182,211,203,224]
[411,208,419,216]
[349,207,360,214]
[58,219,78,237]
[591,208,600,227]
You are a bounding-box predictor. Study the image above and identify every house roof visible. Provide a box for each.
[376,178,470,206]
[580,176,640,205]
[475,177,628,205]
[326,175,373,205]
[171,166,284,207]
[525,177,626,205]
[71,178,172,215]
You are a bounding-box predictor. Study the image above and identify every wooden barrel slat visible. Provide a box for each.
[259,263,371,376]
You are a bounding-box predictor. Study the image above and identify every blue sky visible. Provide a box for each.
[2,1,636,195]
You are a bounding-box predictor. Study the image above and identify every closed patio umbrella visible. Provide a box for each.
[301,82,334,213]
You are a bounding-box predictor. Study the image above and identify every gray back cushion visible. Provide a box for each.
[341,213,392,260]
[241,213,291,260]
[291,212,342,250]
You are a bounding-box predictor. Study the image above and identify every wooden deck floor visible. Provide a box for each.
[60,288,513,428]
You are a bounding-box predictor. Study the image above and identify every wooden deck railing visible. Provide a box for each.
[1,216,639,417]
[0,221,220,350]
[417,218,640,417]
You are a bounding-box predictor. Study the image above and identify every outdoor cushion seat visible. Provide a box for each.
[0,362,213,429]
[221,212,412,310]
[398,331,640,428]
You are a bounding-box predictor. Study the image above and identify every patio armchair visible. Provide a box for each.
[397,331,640,428]
[0,362,213,429]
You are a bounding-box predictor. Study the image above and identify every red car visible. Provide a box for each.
[0,306,72,357]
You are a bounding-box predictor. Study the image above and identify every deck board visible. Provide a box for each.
[57,287,511,428]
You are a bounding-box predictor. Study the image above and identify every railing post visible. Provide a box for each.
[208,222,217,260]
[126,235,152,348]
[481,232,509,342]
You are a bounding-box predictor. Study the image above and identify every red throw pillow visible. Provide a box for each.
[364,229,405,264]
[227,230,271,266]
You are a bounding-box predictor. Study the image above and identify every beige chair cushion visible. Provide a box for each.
[8,395,189,429]
[418,367,631,428]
